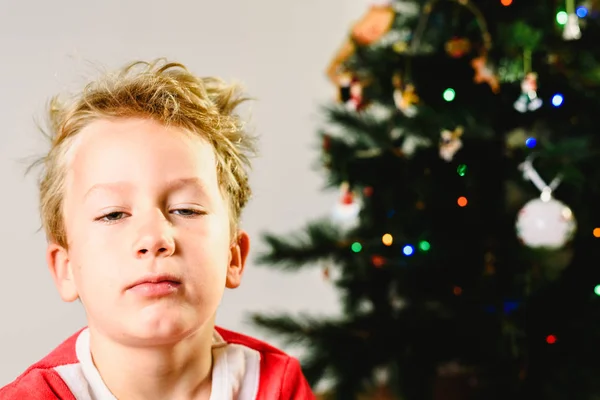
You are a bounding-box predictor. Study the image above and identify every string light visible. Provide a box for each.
[371,255,385,267]
[457,164,467,176]
[500,0,512,5]
[419,240,430,251]
[457,196,468,207]
[503,301,519,314]
[525,137,537,148]
[576,6,588,17]
[594,284,600,296]
[351,242,362,252]
[593,228,600,237]
[556,11,568,25]
[551,94,564,107]
[403,245,414,256]
[546,334,557,344]
[443,88,456,101]
[453,286,462,295]
[382,234,393,246]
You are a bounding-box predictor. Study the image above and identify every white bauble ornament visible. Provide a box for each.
[515,197,576,249]
[332,182,361,231]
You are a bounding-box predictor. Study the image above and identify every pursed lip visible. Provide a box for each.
[126,273,182,290]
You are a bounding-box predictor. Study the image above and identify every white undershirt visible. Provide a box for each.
[54,328,260,400]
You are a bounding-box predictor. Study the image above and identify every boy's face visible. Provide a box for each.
[47,118,250,346]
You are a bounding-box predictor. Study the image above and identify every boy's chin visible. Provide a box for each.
[112,314,210,347]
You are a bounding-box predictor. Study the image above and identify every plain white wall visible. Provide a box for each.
[0,0,371,386]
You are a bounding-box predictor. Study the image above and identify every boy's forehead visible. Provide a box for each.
[66,118,219,195]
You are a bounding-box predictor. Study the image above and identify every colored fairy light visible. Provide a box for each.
[546,334,557,344]
[419,240,430,251]
[457,196,468,207]
[576,6,588,17]
[457,164,467,176]
[403,245,414,256]
[382,233,393,246]
[443,88,456,101]
[525,137,537,148]
[371,255,385,267]
[501,0,512,5]
[351,242,362,252]
[593,228,600,237]
[552,94,564,107]
[594,284,600,296]
[556,11,568,25]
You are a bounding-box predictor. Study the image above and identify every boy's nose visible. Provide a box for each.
[133,214,176,258]
[135,234,175,258]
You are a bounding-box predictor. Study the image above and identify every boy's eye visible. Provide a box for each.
[171,209,202,217]
[100,211,127,222]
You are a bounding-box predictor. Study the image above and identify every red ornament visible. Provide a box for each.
[445,37,472,58]
[546,334,557,344]
[323,135,331,151]
[363,186,374,197]
[341,191,354,205]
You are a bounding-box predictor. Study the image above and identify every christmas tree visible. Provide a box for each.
[250,0,600,399]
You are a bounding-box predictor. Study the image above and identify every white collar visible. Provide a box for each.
[74,328,260,400]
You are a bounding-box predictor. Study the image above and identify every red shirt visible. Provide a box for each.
[0,326,315,399]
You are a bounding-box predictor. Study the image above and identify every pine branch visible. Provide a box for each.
[249,313,321,346]
[249,312,380,391]
[324,106,393,148]
[255,219,343,270]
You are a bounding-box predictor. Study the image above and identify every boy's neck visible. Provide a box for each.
[88,325,215,400]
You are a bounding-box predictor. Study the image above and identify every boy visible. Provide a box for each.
[0,59,314,399]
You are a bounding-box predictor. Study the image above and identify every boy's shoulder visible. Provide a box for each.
[0,327,315,400]
[0,328,82,400]
[216,326,315,398]
[216,325,289,357]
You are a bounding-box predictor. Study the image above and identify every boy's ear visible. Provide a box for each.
[47,243,79,302]
[226,230,250,289]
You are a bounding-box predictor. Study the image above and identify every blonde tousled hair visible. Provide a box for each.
[30,59,257,248]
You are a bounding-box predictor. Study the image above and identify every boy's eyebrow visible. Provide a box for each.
[82,177,206,201]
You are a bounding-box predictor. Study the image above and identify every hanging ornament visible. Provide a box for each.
[388,281,407,311]
[515,155,577,249]
[439,126,464,162]
[563,0,582,40]
[563,13,582,40]
[471,54,500,93]
[514,72,543,113]
[325,2,394,85]
[332,182,361,230]
[445,37,472,58]
[344,76,366,111]
[351,3,395,46]
[392,73,418,117]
